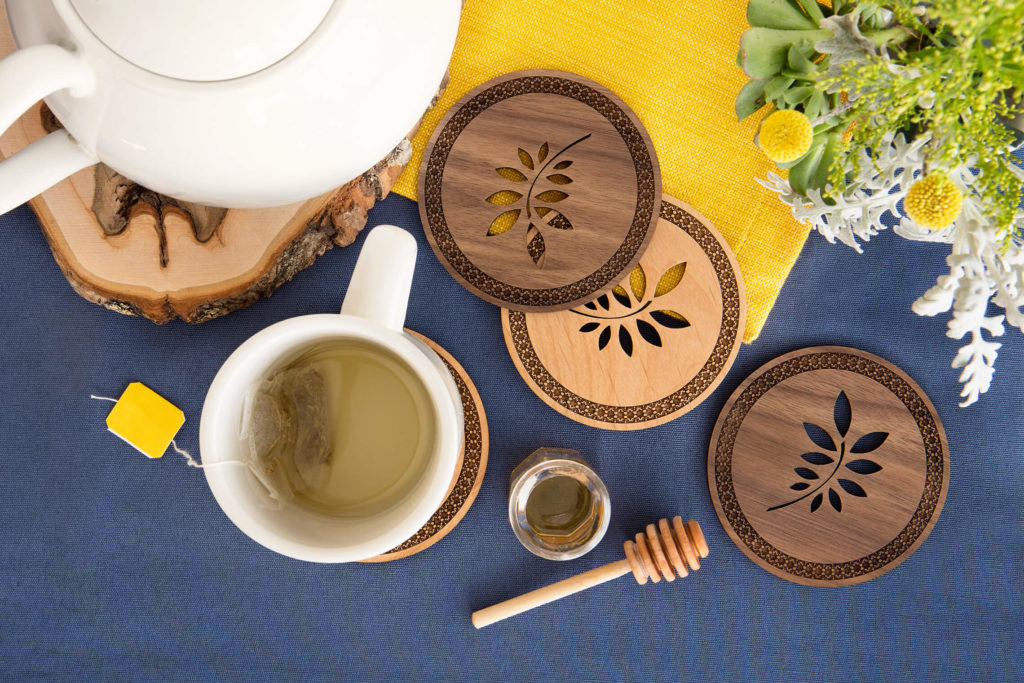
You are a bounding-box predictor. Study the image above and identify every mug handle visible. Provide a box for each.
[340,225,417,330]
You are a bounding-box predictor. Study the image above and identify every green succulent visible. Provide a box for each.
[736,0,908,194]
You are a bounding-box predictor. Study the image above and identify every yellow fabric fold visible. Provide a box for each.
[393,0,809,341]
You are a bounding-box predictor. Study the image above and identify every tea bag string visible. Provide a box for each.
[90,394,244,469]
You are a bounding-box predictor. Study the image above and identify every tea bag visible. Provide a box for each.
[240,363,333,505]
[99,382,186,459]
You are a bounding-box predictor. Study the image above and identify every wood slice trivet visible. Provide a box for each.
[708,346,949,586]
[501,196,745,430]
[363,331,488,563]
[0,8,441,323]
[418,69,661,311]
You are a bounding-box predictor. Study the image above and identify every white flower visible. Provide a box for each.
[761,133,1024,406]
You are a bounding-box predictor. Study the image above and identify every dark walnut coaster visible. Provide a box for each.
[363,331,488,563]
[501,196,745,430]
[418,69,661,311]
[708,346,949,586]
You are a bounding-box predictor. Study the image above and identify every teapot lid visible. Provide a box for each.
[69,0,335,81]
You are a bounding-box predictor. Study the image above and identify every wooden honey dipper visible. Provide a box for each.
[472,517,709,629]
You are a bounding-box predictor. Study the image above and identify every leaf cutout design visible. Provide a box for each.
[618,325,633,356]
[579,322,600,333]
[584,301,597,310]
[837,478,867,497]
[800,452,834,465]
[845,459,882,475]
[487,209,520,236]
[810,493,823,512]
[636,319,662,347]
[834,391,851,437]
[526,224,545,266]
[495,167,528,182]
[851,431,888,453]
[828,488,842,512]
[484,136,591,265]
[518,148,534,169]
[650,310,690,329]
[803,423,836,451]
[544,210,573,231]
[612,286,632,308]
[654,263,687,297]
[790,482,810,491]
[597,294,610,310]
[794,467,819,480]
[630,264,646,301]
[598,326,611,350]
[486,190,523,206]
[535,190,568,203]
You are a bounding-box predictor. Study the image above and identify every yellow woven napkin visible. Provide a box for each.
[393,0,809,342]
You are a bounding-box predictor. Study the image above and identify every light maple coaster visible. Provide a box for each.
[419,69,661,311]
[501,196,745,430]
[708,346,949,586]
[363,332,489,563]
[0,7,436,323]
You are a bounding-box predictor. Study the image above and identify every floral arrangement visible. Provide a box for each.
[737,0,1024,405]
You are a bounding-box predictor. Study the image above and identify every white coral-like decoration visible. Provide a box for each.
[760,132,1024,406]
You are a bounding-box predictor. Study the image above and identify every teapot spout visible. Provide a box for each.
[0,129,97,216]
[0,44,97,215]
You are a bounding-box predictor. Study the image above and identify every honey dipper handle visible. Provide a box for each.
[471,559,632,629]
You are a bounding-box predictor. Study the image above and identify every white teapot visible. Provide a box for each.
[0,0,461,214]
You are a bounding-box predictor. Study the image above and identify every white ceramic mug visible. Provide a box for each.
[200,225,464,562]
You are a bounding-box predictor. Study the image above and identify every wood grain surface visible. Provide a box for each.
[501,196,745,430]
[471,517,708,628]
[708,346,949,586]
[362,331,488,563]
[419,69,660,311]
[0,5,434,323]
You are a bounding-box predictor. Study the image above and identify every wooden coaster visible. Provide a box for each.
[419,69,661,311]
[0,6,440,323]
[362,331,489,562]
[708,347,949,586]
[501,196,745,430]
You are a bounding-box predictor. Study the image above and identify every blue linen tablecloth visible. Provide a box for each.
[0,195,1021,681]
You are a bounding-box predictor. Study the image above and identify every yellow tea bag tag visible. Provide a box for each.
[104,382,185,459]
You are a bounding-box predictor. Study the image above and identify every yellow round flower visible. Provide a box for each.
[759,110,813,163]
[904,173,962,231]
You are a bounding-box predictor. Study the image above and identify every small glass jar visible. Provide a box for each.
[508,448,611,560]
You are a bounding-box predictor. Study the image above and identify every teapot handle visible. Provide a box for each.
[0,45,98,216]
[340,225,418,331]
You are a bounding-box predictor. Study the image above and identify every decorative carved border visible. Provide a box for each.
[709,349,948,584]
[367,334,487,561]
[421,71,658,309]
[505,200,742,424]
